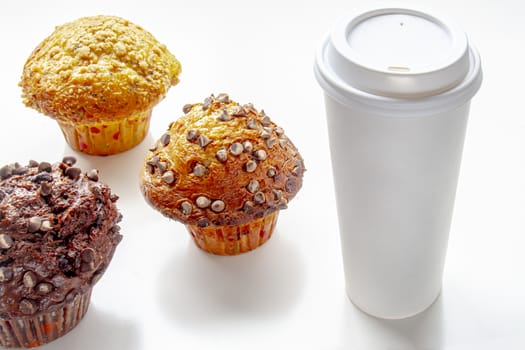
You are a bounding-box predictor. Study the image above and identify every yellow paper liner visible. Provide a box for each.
[0,288,92,348]
[186,211,279,255]
[56,110,152,156]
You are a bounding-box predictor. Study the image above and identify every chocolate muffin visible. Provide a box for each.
[140,93,305,255]
[0,157,122,347]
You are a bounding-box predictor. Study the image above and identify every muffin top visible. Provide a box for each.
[0,157,122,318]
[20,15,181,123]
[140,93,305,228]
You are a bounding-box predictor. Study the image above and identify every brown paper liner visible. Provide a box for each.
[57,110,152,156]
[0,288,92,348]
[186,211,279,255]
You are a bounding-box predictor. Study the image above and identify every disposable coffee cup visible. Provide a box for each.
[314,7,482,319]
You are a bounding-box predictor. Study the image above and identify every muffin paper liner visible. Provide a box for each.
[57,109,152,156]
[186,211,279,255]
[0,288,92,348]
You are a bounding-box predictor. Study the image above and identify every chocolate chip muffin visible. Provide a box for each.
[20,15,181,156]
[140,93,305,255]
[0,157,122,347]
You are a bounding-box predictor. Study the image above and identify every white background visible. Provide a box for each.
[1,0,524,349]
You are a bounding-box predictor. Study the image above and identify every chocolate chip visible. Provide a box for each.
[272,189,282,201]
[36,282,53,295]
[217,93,230,103]
[274,127,284,136]
[265,137,277,149]
[216,149,228,162]
[40,220,53,232]
[87,169,99,181]
[111,225,121,233]
[186,129,198,142]
[202,96,213,110]
[0,165,13,179]
[193,163,206,177]
[247,119,259,130]
[81,261,95,272]
[211,200,225,213]
[243,103,256,114]
[217,110,231,121]
[261,115,271,126]
[196,196,211,209]
[279,138,288,148]
[28,160,39,168]
[0,267,13,282]
[28,217,42,233]
[81,248,96,263]
[254,192,265,204]
[232,106,246,117]
[117,213,123,223]
[260,127,273,139]
[0,234,13,249]
[245,160,257,173]
[19,299,37,315]
[34,172,53,183]
[246,180,260,193]
[243,201,255,214]
[157,162,168,174]
[197,217,209,227]
[23,271,38,288]
[40,182,52,197]
[285,178,296,193]
[65,167,81,180]
[110,193,119,202]
[242,141,253,152]
[229,142,243,156]
[62,156,76,166]
[267,166,277,177]
[12,166,28,175]
[161,171,176,184]
[254,149,267,161]
[37,162,52,173]
[147,156,160,167]
[183,104,193,114]
[180,201,192,215]
[198,134,211,148]
[160,133,171,147]
[278,197,288,209]
[149,144,158,152]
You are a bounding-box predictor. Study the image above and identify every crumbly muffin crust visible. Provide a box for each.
[140,93,305,227]
[20,15,181,123]
[0,157,122,318]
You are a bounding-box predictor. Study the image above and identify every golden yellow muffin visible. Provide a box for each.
[140,94,305,255]
[20,15,181,156]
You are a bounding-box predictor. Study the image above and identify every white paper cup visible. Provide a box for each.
[314,7,482,319]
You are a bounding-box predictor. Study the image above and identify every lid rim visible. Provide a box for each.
[325,7,472,98]
[314,39,483,117]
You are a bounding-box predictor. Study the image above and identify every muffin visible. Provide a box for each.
[20,15,181,156]
[0,157,122,347]
[140,93,305,255]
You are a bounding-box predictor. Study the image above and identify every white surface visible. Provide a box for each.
[0,0,523,349]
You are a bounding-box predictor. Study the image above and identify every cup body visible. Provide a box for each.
[325,94,470,318]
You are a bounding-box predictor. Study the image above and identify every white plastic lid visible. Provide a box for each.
[314,7,483,116]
